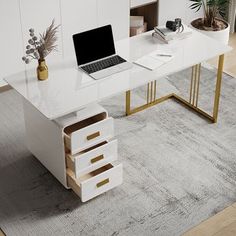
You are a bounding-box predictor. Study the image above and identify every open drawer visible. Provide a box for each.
[67,163,123,202]
[64,111,114,155]
[66,139,118,178]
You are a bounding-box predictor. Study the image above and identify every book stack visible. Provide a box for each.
[130,16,147,37]
[153,24,192,43]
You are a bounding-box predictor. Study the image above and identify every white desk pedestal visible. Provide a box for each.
[23,99,68,188]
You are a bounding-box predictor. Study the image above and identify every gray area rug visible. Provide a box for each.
[0,66,236,236]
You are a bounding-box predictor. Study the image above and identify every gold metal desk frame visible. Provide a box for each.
[126,55,224,123]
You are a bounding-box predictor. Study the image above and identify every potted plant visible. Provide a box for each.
[189,0,230,44]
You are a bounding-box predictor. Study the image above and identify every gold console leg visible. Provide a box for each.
[126,90,131,116]
[125,80,173,116]
[189,64,201,107]
[213,54,225,123]
[147,81,157,104]
[125,54,225,123]
[173,55,225,123]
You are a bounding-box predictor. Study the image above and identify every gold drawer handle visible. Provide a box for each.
[96,178,109,188]
[91,154,104,164]
[87,131,100,141]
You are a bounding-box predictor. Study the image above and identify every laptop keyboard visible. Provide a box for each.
[81,55,127,74]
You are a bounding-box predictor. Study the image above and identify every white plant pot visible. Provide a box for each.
[191,19,230,45]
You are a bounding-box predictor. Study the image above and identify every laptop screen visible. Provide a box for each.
[73,25,116,66]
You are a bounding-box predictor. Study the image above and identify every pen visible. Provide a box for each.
[156,54,172,57]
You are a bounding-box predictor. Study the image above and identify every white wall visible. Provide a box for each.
[20,0,63,69]
[0,0,129,86]
[0,0,202,87]
[158,0,204,26]
[60,0,97,60]
[61,0,129,60]
[0,0,25,86]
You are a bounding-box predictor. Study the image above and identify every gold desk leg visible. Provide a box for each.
[192,65,197,106]
[172,56,225,123]
[126,90,131,116]
[150,82,154,103]
[189,64,201,107]
[213,54,225,123]
[125,80,173,116]
[125,55,224,123]
[154,80,157,101]
[172,94,214,122]
[195,64,201,107]
[147,83,150,104]
[189,66,195,104]
[147,82,155,104]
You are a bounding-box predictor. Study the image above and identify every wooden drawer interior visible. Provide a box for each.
[79,163,113,182]
[78,141,107,155]
[67,163,114,192]
[66,141,108,171]
[64,112,107,136]
[67,163,121,202]
[67,163,114,186]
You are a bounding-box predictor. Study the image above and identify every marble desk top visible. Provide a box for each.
[5,30,231,119]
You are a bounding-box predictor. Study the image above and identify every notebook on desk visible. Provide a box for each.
[134,49,174,70]
[73,25,133,80]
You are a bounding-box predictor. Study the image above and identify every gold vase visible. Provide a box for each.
[37,59,48,81]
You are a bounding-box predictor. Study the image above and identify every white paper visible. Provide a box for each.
[134,49,174,70]
[150,49,174,62]
[134,56,164,70]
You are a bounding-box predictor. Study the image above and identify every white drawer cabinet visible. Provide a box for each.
[54,103,122,202]
[24,101,122,202]
[66,139,118,178]
[64,114,114,155]
[67,163,123,202]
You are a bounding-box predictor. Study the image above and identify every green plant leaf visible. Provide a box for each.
[189,0,228,28]
[189,0,203,12]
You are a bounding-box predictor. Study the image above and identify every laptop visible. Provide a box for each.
[73,25,133,80]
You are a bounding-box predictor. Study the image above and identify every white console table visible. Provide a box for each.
[5,30,231,202]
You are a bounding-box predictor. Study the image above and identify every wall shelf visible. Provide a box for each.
[130,0,157,9]
[130,0,158,33]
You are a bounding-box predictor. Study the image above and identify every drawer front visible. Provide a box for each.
[81,163,123,202]
[74,139,118,178]
[69,117,114,155]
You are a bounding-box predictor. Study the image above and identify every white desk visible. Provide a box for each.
[5,30,231,120]
[4,30,231,201]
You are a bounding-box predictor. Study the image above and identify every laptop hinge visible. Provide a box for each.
[79,54,117,67]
